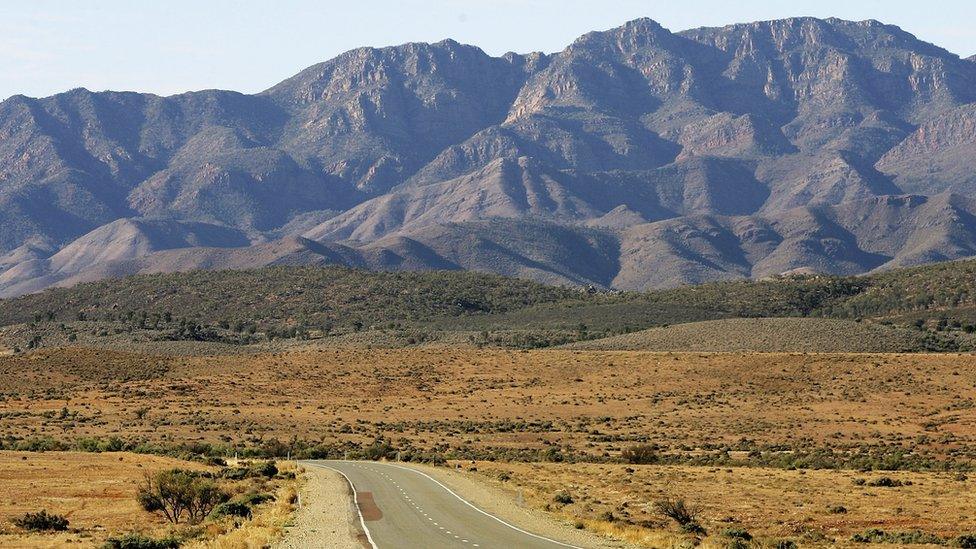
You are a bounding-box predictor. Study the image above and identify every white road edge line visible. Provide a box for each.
[305,462,379,549]
[371,460,583,549]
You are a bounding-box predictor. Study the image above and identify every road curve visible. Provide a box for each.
[304,460,583,549]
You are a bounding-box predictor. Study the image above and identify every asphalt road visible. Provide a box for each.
[305,460,582,549]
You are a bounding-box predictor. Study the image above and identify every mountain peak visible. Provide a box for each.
[569,16,675,51]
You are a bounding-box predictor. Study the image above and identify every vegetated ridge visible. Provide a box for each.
[4,258,976,351]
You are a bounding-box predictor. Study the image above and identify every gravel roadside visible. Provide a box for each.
[273,464,362,549]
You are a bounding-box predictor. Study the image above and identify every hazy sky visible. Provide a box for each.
[3,0,974,101]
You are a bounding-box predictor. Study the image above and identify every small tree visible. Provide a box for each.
[138,469,228,524]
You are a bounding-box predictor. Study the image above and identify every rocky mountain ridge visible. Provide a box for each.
[1,17,975,296]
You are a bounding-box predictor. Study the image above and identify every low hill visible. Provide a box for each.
[0,266,577,331]
[564,318,936,353]
[4,257,976,352]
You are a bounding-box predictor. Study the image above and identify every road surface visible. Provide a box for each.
[304,460,583,549]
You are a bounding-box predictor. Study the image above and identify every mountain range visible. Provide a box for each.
[1,17,976,296]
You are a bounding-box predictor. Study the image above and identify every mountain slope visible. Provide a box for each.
[2,17,976,294]
[877,103,976,195]
[0,219,252,296]
[614,193,976,289]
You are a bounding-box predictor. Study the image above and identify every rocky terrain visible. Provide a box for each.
[2,17,976,295]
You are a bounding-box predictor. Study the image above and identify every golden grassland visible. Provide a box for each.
[1,347,975,460]
[459,460,975,546]
[0,451,206,547]
[2,345,976,546]
[0,451,297,548]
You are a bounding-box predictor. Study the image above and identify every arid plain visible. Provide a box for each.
[2,345,974,546]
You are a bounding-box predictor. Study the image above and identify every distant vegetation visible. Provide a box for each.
[3,259,976,351]
[11,510,69,532]
[0,267,577,345]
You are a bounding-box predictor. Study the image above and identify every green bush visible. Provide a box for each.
[240,493,275,506]
[252,461,278,478]
[212,501,252,520]
[12,510,69,531]
[218,461,277,480]
[218,467,249,480]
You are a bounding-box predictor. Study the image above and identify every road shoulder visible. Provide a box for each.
[273,463,362,549]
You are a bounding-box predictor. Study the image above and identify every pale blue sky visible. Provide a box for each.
[2,0,974,101]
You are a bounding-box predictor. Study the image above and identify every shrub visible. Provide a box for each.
[621,444,658,464]
[102,534,181,549]
[553,492,574,505]
[866,477,909,487]
[724,528,753,541]
[12,510,69,531]
[654,496,704,534]
[954,535,976,549]
[776,541,798,549]
[219,467,249,480]
[138,469,229,524]
[598,510,616,522]
[212,501,252,520]
[240,493,275,506]
[252,461,278,478]
[218,461,277,480]
[851,529,944,544]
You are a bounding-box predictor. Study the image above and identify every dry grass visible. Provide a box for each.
[459,461,976,546]
[0,451,208,547]
[0,452,299,548]
[2,347,975,462]
[3,345,976,546]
